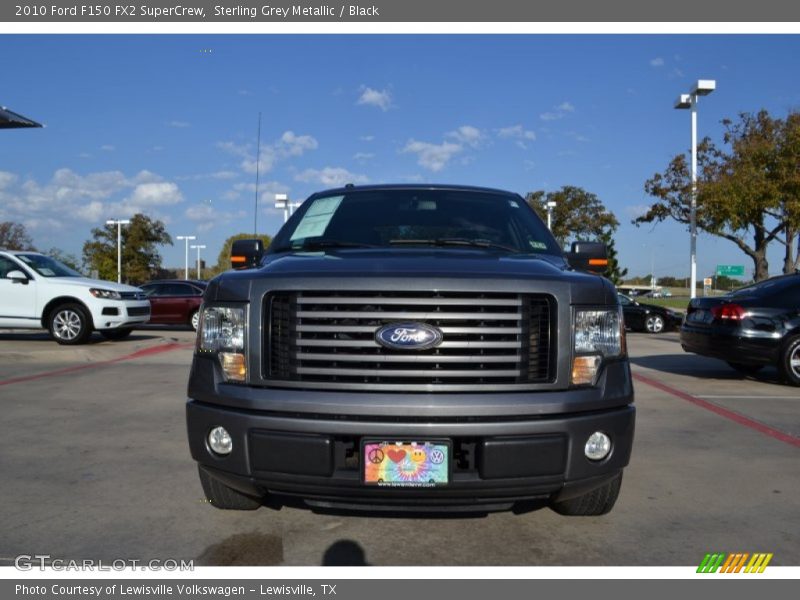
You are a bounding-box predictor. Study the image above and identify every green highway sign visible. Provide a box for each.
[716,264,745,277]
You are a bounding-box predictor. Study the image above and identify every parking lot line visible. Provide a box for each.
[633,372,800,449]
[0,342,192,387]
[696,395,799,400]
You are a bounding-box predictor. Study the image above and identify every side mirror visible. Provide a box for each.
[7,270,28,284]
[230,239,264,269]
[567,241,608,275]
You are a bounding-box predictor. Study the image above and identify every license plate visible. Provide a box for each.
[688,309,712,323]
[362,440,450,487]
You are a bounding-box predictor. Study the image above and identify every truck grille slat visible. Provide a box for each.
[266,291,555,391]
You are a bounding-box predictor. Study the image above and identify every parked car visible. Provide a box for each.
[681,273,800,385]
[139,279,207,330]
[0,249,150,344]
[618,293,683,333]
[186,184,635,516]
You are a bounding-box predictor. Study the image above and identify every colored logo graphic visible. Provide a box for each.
[697,553,773,573]
[375,322,443,351]
[363,441,448,486]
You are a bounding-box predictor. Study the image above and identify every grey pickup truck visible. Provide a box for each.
[186,184,634,515]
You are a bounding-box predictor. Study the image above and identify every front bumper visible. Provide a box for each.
[187,363,635,510]
[89,301,150,330]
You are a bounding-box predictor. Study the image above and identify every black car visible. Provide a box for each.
[680,273,800,385]
[618,293,683,334]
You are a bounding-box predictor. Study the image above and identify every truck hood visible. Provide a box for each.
[42,277,143,293]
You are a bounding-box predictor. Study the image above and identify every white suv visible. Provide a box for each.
[0,250,151,345]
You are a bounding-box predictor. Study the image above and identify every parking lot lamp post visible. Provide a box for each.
[176,235,196,279]
[105,219,130,283]
[545,200,557,231]
[675,79,715,299]
[275,194,290,224]
[190,244,206,279]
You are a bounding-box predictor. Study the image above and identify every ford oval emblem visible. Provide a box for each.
[375,322,443,351]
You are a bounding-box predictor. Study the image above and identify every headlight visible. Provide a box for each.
[89,288,122,300]
[572,307,625,386]
[197,305,247,382]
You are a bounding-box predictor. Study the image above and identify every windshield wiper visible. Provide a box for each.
[389,238,520,253]
[272,239,377,253]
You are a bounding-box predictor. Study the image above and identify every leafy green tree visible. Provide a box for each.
[598,230,628,286]
[526,186,619,249]
[209,233,272,277]
[82,214,172,284]
[636,110,800,281]
[45,247,81,272]
[0,221,36,250]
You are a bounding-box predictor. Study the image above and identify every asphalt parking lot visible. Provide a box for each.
[0,327,797,566]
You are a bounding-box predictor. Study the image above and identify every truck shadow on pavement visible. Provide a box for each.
[629,354,783,386]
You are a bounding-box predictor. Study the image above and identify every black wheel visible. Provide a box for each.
[644,314,665,334]
[198,467,261,510]
[550,473,622,516]
[190,309,200,331]
[100,328,133,341]
[48,303,93,345]
[727,362,764,377]
[778,335,800,387]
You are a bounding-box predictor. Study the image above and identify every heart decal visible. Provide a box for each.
[387,448,407,463]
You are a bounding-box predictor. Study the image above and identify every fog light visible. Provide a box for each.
[219,352,247,382]
[585,431,611,461]
[571,355,601,385]
[208,426,233,456]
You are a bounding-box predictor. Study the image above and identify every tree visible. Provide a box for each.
[0,221,36,250]
[209,233,273,277]
[45,247,81,272]
[82,214,172,284]
[598,230,628,286]
[636,110,800,281]
[526,186,619,248]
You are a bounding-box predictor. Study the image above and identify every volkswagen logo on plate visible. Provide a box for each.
[375,322,443,351]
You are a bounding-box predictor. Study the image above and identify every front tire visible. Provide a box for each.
[778,335,800,387]
[550,473,622,516]
[100,328,133,341]
[48,303,92,345]
[199,467,262,510]
[645,314,665,334]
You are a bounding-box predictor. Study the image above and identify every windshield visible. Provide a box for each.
[15,253,82,277]
[270,189,562,255]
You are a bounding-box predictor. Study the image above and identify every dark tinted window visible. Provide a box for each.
[0,256,22,278]
[270,189,561,255]
[142,283,202,297]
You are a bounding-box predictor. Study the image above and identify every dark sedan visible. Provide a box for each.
[680,273,800,385]
[618,293,683,334]
[139,280,207,330]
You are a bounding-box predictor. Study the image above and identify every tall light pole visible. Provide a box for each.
[675,79,716,299]
[176,235,196,279]
[275,194,290,223]
[190,244,206,279]
[106,219,130,283]
[545,200,557,231]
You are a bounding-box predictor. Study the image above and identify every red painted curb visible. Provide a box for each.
[633,372,800,449]
[0,342,193,387]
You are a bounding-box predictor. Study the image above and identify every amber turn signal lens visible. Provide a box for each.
[571,355,601,386]
[219,352,247,382]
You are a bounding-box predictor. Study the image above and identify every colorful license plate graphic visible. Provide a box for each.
[363,441,449,487]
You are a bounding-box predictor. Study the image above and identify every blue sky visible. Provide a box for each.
[2,34,800,279]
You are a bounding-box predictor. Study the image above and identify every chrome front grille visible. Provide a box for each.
[265,291,554,391]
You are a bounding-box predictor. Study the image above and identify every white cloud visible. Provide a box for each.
[168,120,191,128]
[353,152,374,161]
[279,131,319,156]
[446,125,483,148]
[497,125,536,141]
[626,204,651,218]
[402,140,462,172]
[357,86,392,111]
[0,168,184,228]
[295,167,368,187]
[126,182,183,207]
[539,101,576,122]
[359,135,375,142]
[185,202,246,233]
[650,57,665,67]
[101,144,115,152]
[218,130,318,175]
